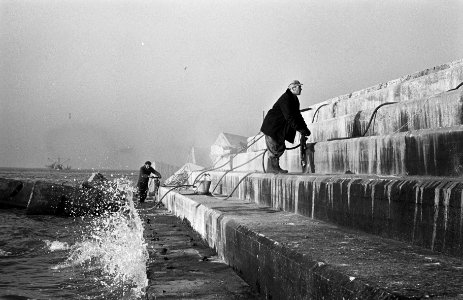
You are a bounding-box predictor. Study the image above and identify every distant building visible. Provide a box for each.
[210,132,248,167]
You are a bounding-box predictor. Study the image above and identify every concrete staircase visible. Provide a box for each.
[160,59,463,299]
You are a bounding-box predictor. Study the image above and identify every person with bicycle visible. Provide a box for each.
[137,161,162,203]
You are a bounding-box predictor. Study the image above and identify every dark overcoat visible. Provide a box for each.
[137,166,161,189]
[260,89,309,143]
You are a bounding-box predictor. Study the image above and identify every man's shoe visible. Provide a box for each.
[276,164,288,173]
[277,167,288,174]
[274,158,288,173]
[270,157,288,174]
[266,157,277,173]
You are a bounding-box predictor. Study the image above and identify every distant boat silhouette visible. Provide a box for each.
[46,157,71,170]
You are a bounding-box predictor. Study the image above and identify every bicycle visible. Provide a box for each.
[148,176,161,206]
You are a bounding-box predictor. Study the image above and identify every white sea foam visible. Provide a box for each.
[44,240,70,251]
[0,249,11,256]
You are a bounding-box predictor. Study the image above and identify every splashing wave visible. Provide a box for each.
[57,178,148,298]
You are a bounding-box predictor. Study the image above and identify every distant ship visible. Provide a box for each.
[46,157,71,170]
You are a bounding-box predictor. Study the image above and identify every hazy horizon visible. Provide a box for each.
[1,0,463,169]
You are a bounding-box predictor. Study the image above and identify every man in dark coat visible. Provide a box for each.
[260,80,311,173]
[137,161,162,203]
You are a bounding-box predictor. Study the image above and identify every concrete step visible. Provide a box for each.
[313,125,463,176]
[232,125,463,176]
[191,171,463,258]
[300,59,463,122]
[307,88,463,143]
[160,187,463,299]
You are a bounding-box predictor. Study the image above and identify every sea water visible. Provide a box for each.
[0,175,148,299]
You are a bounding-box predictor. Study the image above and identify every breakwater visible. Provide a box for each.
[158,58,463,299]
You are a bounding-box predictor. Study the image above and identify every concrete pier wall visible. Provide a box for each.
[160,186,463,299]
[196,171,463,258]
[160,190,397,299]
[26,181,75,215]
[0,178,123,216]
[0,178,35,208]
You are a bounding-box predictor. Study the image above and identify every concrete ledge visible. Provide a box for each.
[314,125,463,176]
[301,59,463,122]
[160,187,463,299]
[233,125,463,176]
[307,89,463,143]
[195,172,463,257]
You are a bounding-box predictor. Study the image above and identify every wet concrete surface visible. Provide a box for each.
[137,199,261,299]
[161,189,463,299]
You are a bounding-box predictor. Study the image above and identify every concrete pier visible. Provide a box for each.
[156,59,463,299]
[159,187,463,299]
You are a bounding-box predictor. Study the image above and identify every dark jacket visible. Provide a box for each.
[260,89,310,143]
[137,166,162,189]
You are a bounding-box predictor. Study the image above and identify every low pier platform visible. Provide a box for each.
[139,202,259,299]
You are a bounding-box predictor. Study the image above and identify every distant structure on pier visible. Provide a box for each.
[210,132,247,165]
[187,146,212,168]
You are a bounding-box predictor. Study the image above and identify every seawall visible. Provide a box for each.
[160,186,463,299]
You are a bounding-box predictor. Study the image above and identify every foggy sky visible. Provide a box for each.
[1,0,463,169]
